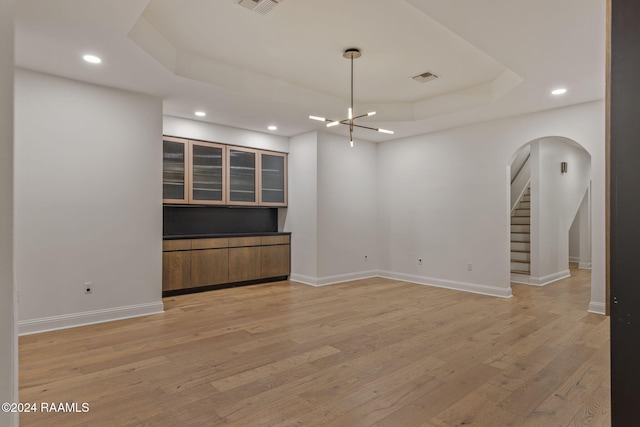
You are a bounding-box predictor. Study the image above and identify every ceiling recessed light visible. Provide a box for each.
[82,54,102,64]
[268,125,277,131]
[551,88,567,95]
[194,111,206,117]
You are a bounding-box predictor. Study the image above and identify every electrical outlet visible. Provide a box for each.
[84,282,93,294]
[419,258,423,265]
[467,263,473,271]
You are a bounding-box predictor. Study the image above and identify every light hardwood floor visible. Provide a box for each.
[19,265,610,426]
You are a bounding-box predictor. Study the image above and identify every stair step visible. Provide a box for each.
[511,269,530,275]
[511,217,530,225]
[511,252,530,262]
[511,259,530,264]
[511,261,530,271]
[511,241,530,251]
[511,225,530,232]
[518,202,531,208]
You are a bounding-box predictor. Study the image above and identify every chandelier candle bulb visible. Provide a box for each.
[327,121,340,127]
[309,115,326,122]
[367,111,376,116]
[377,128,394,134]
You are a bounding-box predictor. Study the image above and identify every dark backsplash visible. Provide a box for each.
[163,205,278,236]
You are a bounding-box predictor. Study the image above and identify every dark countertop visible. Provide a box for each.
[163,231,291,240]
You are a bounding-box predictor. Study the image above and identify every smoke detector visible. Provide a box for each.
[238,0,282,15]
[412,71,440,83]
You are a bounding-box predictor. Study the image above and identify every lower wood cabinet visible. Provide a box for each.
[229,247,261,282]
[162,251,191,291]
[261,245,290,278]
[162,234,290,294]
[191,248,228,287]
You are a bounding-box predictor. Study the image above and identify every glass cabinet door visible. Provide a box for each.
[260,152,287,206]
[227,147,258,205]
[163,137,189,203]
[190,142,225,204]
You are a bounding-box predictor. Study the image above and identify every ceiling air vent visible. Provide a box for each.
[238,0,282,15]
[412,71,439,83]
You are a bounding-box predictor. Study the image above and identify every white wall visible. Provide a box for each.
[284,131,378,285]
[510,144,530,183]
[530,138,591,284]
[569,186,591,267]
[578,187,592,269]
[0,1,17,425]
[163,115,288,153]
[15,69,164,334]
[510,155,531,212]
[569,211,580,262]
[377,120,513,297]
[284,131,318,282]
[317,133,378,281]
[376,100,605,311]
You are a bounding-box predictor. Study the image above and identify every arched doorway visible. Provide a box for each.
[508,136,592,297]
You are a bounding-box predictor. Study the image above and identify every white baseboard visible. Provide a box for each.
[290,271,378,287]
[579,262,592,270]
[588,301,606,315]
[291,270,512,298]
[18,301,164,336]
[569,256,580,263]
[289,273,319,286]
[377,271,512,298]
[528,270,571,286]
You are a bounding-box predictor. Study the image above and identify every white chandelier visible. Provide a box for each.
[309,48,394,147]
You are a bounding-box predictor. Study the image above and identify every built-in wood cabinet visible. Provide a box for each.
[162,137,189,204]
[260,151,287,206]
[229,247,262,282]
[162,234,290,294]
[163,136,287,207]
[190,141,225,205]
[190,248,228,287]
[162,239,191,291]
[260,235,291,278]
[227,147,259,206]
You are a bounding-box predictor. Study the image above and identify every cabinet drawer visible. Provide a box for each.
[260,235,290,246]
[228,236,261,247]
[191,238,229,250]
[163,240,191,252]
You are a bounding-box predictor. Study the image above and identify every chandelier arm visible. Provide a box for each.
[351,113,372,120]
[351,123,379,131]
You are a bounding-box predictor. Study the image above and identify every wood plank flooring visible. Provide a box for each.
[19,265,610,426]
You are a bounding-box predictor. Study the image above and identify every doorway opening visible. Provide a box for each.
[508,136,592,296]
